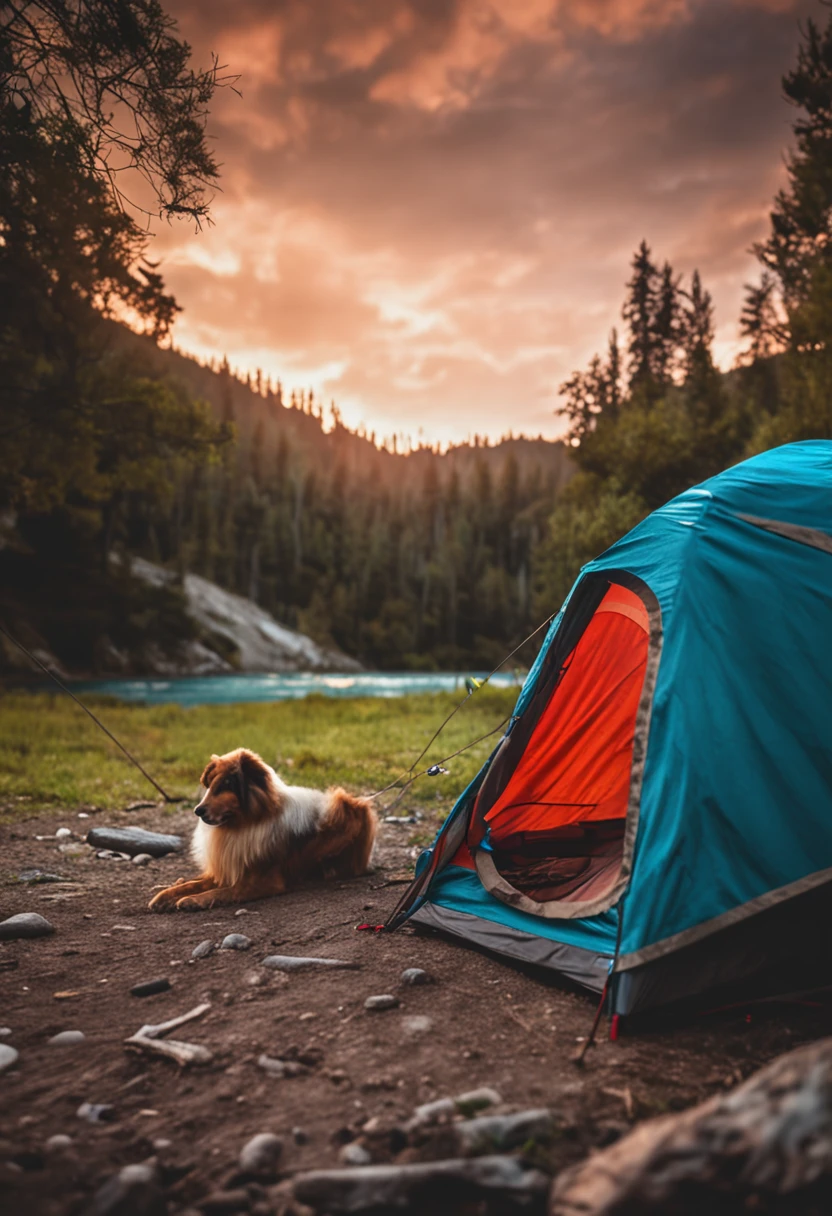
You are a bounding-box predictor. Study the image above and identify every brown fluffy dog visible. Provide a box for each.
[148,748,377,912]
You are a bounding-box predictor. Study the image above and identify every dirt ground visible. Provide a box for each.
[1,802,829,1215]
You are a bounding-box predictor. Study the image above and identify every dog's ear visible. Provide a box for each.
[233,751,269,812]
[200,755,220,789]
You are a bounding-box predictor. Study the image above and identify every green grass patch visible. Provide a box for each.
[0,687,517,821]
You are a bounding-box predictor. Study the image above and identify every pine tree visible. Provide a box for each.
[653,262,682,385]
[622,240,660,389]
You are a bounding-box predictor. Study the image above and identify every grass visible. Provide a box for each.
[0,687,517,822]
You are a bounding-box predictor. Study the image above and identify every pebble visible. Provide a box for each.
[339,1142,372,1166]
[455,1087,502,1114]
[96,850,131,861]
[292,1126,309,1146]
[44,1134,73,1153]
[88,1162,165,1216]
[86,825,183,857]
[152,1138,172,1151]
[0,1028,11,1037]
[0,1044,19,1074]
[402,1015,433,1036]
[130,977,171,998]
[48,1030,86,1046]
[407,1097,455,1129]
[192,940,215,960]
[132,853,153,867]
[18,869,67,885]
[238,1131,283,1178]
[0,912,55,941]
[55,827,72,839]
[76,1102,115,1123]
[400,968,432,987]
[364,994,399,1012]
[220,933,251,951]
[261,954,359,972]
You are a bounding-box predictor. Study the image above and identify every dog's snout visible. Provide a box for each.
[194,803,206,818]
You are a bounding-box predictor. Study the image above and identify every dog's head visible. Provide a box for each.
[194,749,273,828]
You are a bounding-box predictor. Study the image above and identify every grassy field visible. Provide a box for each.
[0,687,518,822]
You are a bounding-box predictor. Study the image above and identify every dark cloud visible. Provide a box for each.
[150,0,817,442]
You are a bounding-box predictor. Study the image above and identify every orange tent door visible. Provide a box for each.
[470,583,649,905]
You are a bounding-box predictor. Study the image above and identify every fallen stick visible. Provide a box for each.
[125,1035,213,1067]
[132,1002,211,1040]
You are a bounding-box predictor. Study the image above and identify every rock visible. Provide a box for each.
[18,869,67,884]
[292,1126,309,1146]
[293,1156,550,1213]
[400,967,432,987]
[551,1037,832,1215]
[44,1134,73,1153]
[220,933,251,951]
[197,1191,250,1214]
[96,850,131,861]
[238,1131,283,1179]
[339,1143,372,1166]
[0,912,55,941]
[455,1087,503,1115]
[130,978,171,998]
[76,1102,115,1123]
[132,853,153,867]
[191,940,215,960]
[402,1015,433,1036]
[0,1027,10,1036]
[454,1109,553,1155]
[257,1054,308,1079]
[55,827,72,839]
[260,954,360,972]
[0,1044,19,1074]
[406,1097,456,1130]
[87,1162,166,1216]
[48,1030,86,1046]
[85,826,182,857]
[364,994,399,1012]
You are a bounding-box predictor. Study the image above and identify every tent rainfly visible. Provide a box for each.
[387,442,832,1019]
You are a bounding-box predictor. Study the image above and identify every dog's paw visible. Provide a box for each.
[147,888,180,912]
[175,893,214,911]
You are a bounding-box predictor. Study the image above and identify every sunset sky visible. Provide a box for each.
[151,0,816,445]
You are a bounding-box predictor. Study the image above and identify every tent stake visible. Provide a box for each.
[573,979,609,1067]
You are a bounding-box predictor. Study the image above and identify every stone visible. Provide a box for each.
[17,869,67,884]
[44,1134,73,1153]
[551,1036,832,1216]
[339,1143,372,1166]
[454,1109,553,1154]
[402,1015,433,1036]
[400,967,432,987]
[454,1087,503,1115]
[198,1191,250,1214]
[76,1102,115,1123]
[96,850,131,861]
[55,827,72,839]
[293,1156,550,1213]
[132,854,153,867]
[364,994,399,1012]
[130,978,171,998]
[257,1054,308,1078]
[220,934,251,951]
[238,1131,283,1179]
[191,940,215,960]
[405,1097,456,1130]
[85,826,183,857]
[0,1044,19,1074]
[0,912,55,941]
[260,954,360,972]
[292,1126,309,1146]
[0,1027,11,1036]
[48,1030,86,1046]
[88,1162,166,1216]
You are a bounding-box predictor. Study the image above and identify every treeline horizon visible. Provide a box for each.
[2,3,832,675]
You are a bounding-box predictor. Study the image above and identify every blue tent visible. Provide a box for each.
[388,442,832,1017]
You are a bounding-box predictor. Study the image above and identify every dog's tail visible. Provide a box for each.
[322,789,378,876]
